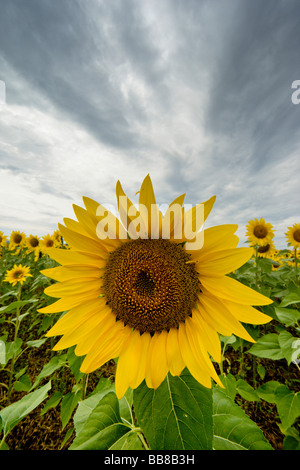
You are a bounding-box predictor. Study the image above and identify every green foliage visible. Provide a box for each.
[1,243,300,450]
[134,369,213,450]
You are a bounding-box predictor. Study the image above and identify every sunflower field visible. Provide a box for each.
[0,184,300,452]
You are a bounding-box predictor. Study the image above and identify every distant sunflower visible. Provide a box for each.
[52,229,62,246]
[246,218,275,247]
[4,264,32,286]
[40,175,272,399]
[255,241,276,258]
[9,231,26,250]
[285,223,300,249]
[26,235,40,260]
[40,234,56,252]
[0,231,7,247]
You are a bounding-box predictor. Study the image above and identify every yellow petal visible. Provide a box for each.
[41,265,103,282]
[133,332,151,389]
[190,309,221,363]
[178,322,212,388]
[187,224,239,259]
[200,275,273,306]
[195,248,253,276]
[52,307,112,350]
[185,318,223,386]
[63,217,91,237]
[138,174,162,239]
[116,180,137,231]
[38,291,99,313]
[220,299,272,325]
[162,194,185,240]
[43,248,107,266]
[115,330,141,398]
[75,311,119,356]
[58,224,109,257]
[149,330,169,389]
[45,298,108,336]
[44,278,102,298]
[166,327,185,376]
[83,196,128,243]
[198,292,255,342]
[80,321,130,374]
[72,204,99,240]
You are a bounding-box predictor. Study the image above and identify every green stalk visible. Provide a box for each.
[6,284,22,405]
[295,247,299,286]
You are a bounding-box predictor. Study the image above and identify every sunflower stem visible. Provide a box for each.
[6,284,22,405]
[294,247,299,286]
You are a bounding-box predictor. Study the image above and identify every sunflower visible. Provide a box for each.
[52,229,62,246]
[40,175,272,399]
[0,231,7,247]
[4,264,32,286]
[40,234,56,253]
[9,230,26,250]
[255,241,276,259]
[285,223,300,249]
[26,235,40,260]
[246,218,275,247]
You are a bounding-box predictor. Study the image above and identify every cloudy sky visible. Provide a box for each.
[0,0,299,248]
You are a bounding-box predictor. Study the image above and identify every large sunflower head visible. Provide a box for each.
[40,175,273,398]
[4,264,32,286]
[246,218,275,247]
[285,223,300,249]
[9,230,26,250]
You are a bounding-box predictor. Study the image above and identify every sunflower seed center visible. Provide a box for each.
[253,225,268,239]
[293,229,300,242]
[103,238,201,333]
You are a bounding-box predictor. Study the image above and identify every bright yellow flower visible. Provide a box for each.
[52,229,62,246]
[9,231,26,250]
[40,234,56,252]
[26,235,41,261]
[255,241,276,258]
[40,175,272,399]
[285,223,300,249]
[4,264,32,286]
[0,231,7,247]
[246,218,275,247]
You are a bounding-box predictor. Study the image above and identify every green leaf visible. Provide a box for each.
[283,436,300,450]
[248,333,284,360]
[67,346,84,382]
[279,290,300,307]
[133,368,213,450]
[40,391,63,416]
[73,378,115,435]
[31,354,66,389]
[1,338,23,366]
[278,330,300,365]
[275,385,300,431]
[274,306,300,327]
[26,338,48,348]
[257,381,281,403]
[236,379,260,402]
[60,391,81,430]
[213,388,273,450]
[13,374,32,392]
[0,299,38,313]
[0,381,51,438]
[110,430,145,450]
[70,392,129,450]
